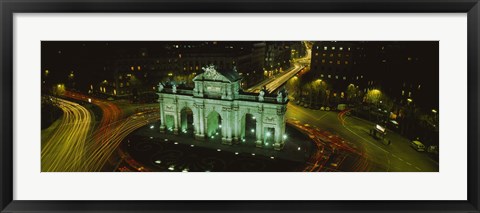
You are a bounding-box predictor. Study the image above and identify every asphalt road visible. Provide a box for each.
[41,92,160,172]
[246,42,311,93]
[286,103,439,172]
[41,98,93,172]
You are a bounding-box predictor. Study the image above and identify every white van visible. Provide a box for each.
[411,140,425,152]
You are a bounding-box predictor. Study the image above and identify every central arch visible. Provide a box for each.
[206,110,222,140]
[180,107,194,135]
[241,113,257,144]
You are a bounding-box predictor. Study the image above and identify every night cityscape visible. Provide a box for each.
[41,41,439,172]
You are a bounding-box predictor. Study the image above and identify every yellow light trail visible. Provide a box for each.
[41,98,93,172]
[42,94,159,172]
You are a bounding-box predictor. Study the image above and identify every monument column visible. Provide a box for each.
[195,103,205,140]
[274,107,286,150]
[172,99,179,135]
[233,107,239,143]
[255,106,264,147]
[158,96,166,133]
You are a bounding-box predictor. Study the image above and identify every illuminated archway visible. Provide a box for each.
[180,107,194,135]
[206,111,222,139]
[241,113,257,144]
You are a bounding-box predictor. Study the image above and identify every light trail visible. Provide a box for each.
[246,41,311,93]
[82,112,159,172]
[41,98,93,172]
[42,91,159,172]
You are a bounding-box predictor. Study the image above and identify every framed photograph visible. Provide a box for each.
[1,0,479,212]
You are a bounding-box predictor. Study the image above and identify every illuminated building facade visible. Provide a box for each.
[157,65,288,150]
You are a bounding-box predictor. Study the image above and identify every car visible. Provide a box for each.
[411,140,425,151]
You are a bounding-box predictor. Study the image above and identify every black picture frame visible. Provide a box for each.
[1,0,479,212]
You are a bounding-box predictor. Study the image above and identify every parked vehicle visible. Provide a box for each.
[411,140,426,151]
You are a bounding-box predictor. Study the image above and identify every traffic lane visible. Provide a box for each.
[288,103,438,172]
[265,64,304,92]
[342,116,438,172]
[287,104,397,172]
[300,108,431,172]
[41,98,93,172]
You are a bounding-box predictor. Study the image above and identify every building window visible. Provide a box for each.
[332,46,336,50]
[126,82,130,86]
[339,47,343,51]
[343,76,346,80]
[337,61,340,65]
[130,66,134,71]
[119,83,123,88]
[330,53,334,57]
[321,59,326,64]
[137,66,141,71]
[345,61,349,65]
[328,75,331,78]
[329,60,333,64]
[315,53,319,56]
[335,75,338,79]
[322,53,326,57]
[402,90,405,96]
[323,46,328,50]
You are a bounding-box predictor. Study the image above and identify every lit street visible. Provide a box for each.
[286,103,439,172]
[41,98,93,172]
